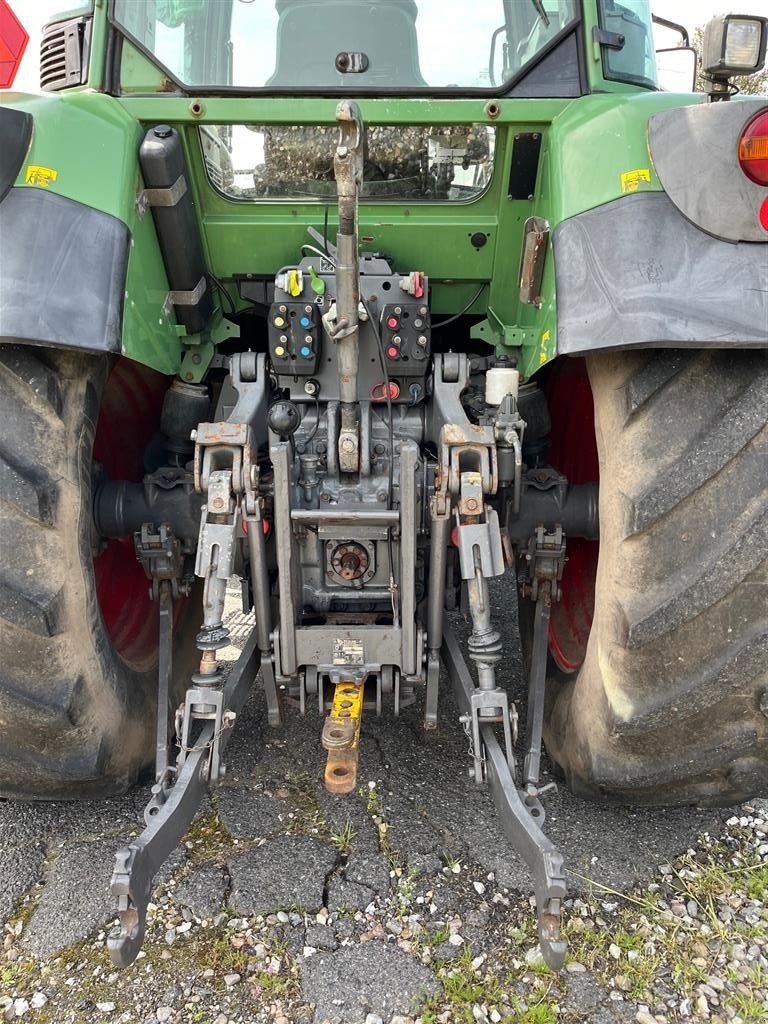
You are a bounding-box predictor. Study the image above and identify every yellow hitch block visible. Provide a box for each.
[322,679,364,794]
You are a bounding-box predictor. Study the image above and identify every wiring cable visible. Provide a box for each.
[208,273,237,316]
[301,243,336,266]
[430,282,488,330]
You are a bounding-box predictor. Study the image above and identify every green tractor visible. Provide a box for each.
[0,0,766,969]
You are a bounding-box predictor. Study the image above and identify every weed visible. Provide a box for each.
[183,809,236,862]
[395,867,421,917]
[285,771,330,838]
[329,819,356,854]
[358,783,404,874]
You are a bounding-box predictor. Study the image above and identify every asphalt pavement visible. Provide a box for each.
[0,577,743,1024]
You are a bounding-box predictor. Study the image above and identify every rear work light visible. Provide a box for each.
[738,109,768,187]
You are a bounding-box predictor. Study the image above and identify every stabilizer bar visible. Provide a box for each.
[108,632,260,967]
[441,624,567,970]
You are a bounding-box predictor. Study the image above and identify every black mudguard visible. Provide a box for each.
[0,188,128,353]
[553,192,768,355]
[0,108,32,204]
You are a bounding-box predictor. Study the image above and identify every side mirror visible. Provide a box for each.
[656,46,697,93]
[489,24,508,87]
[652,16,696,93]
[701,14,768,99]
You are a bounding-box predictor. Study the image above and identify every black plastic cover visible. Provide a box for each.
[508,133,542,200]
[649,99,768,244]
[0,109,33,205]
[0,188,128,352]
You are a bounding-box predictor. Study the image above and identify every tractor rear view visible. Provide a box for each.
[0,0,766,971]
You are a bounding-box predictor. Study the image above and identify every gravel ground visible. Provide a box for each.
[1,581,766,1024]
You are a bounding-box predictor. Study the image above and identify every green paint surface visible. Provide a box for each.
[0,2,706,378]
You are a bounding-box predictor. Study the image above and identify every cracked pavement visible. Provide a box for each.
[0,579,743,1023]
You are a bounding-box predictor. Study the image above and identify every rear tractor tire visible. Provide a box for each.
[538,349,768,805]
[0,347,197,800]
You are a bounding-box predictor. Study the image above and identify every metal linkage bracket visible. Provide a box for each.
[460,687,516,785]
[108,634,260,968]
[134,522,188,600]
[428,353,498,506]
[456,507,505,581]
[194,470,240,583]
[521,525,566,604]
[442,624,567,971]
[133,524,191,784]
[192,416,259,673]
[136,173,188,218]
[519,526,567,815]
[176,684,234,784]
[162,276,207,320]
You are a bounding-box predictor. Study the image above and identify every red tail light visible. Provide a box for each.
[0,0,28,89]
[738,109,768,186]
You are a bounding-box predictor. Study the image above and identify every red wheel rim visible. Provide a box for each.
[93,360,170,672]
[543,358,599,674]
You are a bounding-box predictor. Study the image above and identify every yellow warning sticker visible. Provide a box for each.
[25,165,58,187]
[539,329,551,366]
[620,168,651,194]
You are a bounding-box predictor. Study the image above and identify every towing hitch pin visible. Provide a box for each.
[322,678,365,794]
